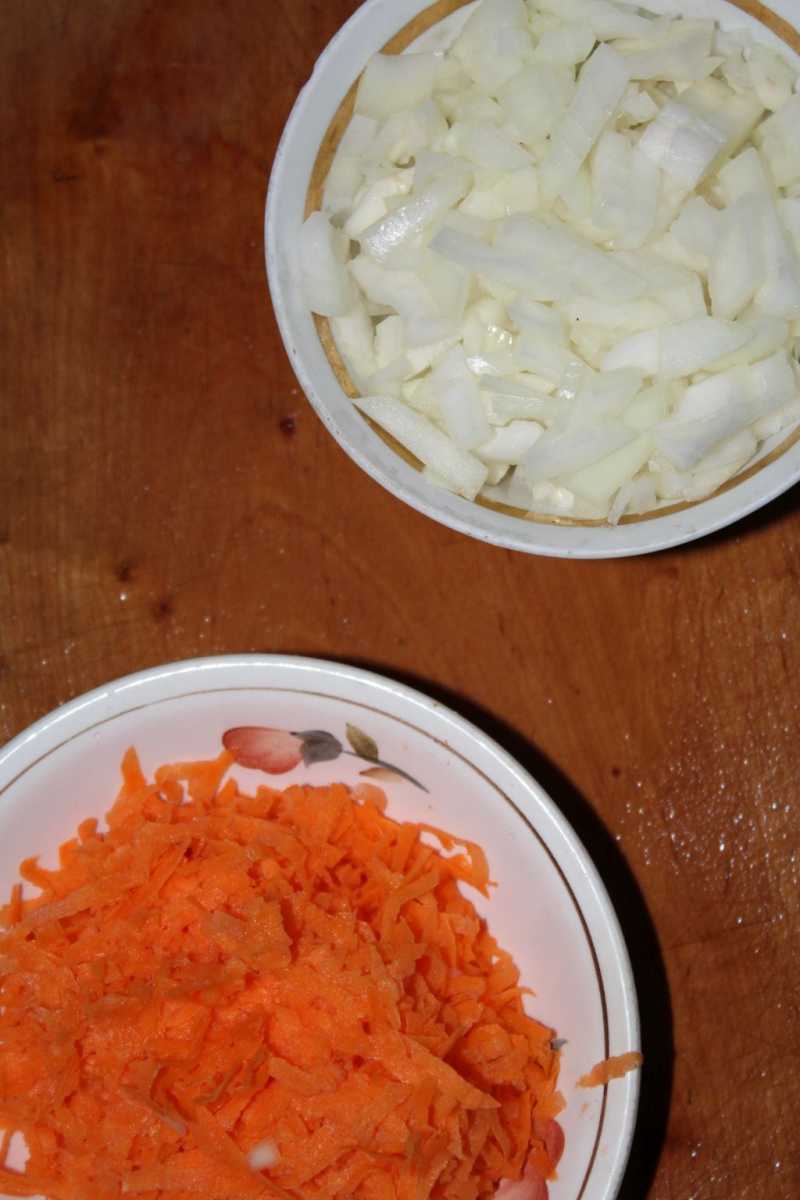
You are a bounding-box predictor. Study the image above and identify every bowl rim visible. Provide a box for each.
[0,653,641,1200]
[265,0,800,558]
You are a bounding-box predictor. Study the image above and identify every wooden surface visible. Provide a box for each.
[2,2,799,1197]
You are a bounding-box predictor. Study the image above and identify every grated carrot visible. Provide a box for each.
[0,749,564,1200]
[577,1052,643,1088]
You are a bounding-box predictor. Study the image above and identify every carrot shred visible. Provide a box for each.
[0,748,564,1200]
[577,1052,643,1088]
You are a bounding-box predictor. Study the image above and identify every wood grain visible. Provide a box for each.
[1,3,799,1198]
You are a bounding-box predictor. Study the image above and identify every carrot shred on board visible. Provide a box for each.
[0,749,564,1200]
[577,1052,643,1088]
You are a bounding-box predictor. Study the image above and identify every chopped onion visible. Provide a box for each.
[517,423,635,483]
[619,20,716,84]
[638,99,728,189]
[355,395,488,500]
[747,44,795,112]
[708,196,764,319]
[330,300,376,390]
[564,433,652,507]
[360,173,471,264]
[323,115,378,219]
[308,0,800,523]
[345,174,413,240]
[297,212,356,317]
[452,0,531,94]
[755,95,800,187]
[447,122,532,171]
[498,65,576,146]
[477,420,544,463]
[655,395,755,469]
[350,255,437,320]
[603,329,660,374]
[540,44,631,205]
[531,24,596,67]
[659,316,753,378]
[608,474,658,523]
[355,53,439,122]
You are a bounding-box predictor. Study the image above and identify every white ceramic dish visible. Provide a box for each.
[0,655,639,1200]
[265,0,800,558]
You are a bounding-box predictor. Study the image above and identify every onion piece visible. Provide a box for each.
[660,316,753,379]
[323,114,379,219]
[618,20,715,83]
[708,196,765,319]
[508,296,567,343]
[570,368,644,424]
[498,65,576,147]
[567,296,666,332]
[480,469,536,509]
[477,420,544,463]
[756,200,800,318]
[755,95,800,188]
[369,101,448,167]
[355,395,488,499]
[654,392,755,469]
[452,0,532,94]
[439,378,492,449]
[359,172,471,264]
[637,99,728,189]
[712,315,789,370]
[608,474,659,524]
[446,122,532,172]
[482,385,555,425]
[432,347,492,449]
[603,329,660,374]
[538,0,654,41]
[517,422,635,483]
[563,433,652,507]
[494,215,647,301]
[350,255,438,321]
[749,349,797,418]
[356,53,439,122]
[670,196,722,259]
[514,331,581,385]
[624,382,670,432]
[460,167,539,220]
[656,426,760,501]
[673,367,753,422]
[747,44,795,113]
[717,145,772,205]
[591,130,660,248]
[531,24,596,67]
[619,84,659,125]
[345,174,414,240]
[330,300,376,391]
[754,399,800,440]
[539,44,631,206]
[680,77,764,160]
[297,212,357,317]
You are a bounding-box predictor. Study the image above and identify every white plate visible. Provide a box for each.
[265,0,800,558]
[0,655,639,1200]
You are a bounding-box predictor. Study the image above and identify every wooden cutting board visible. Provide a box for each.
[1,2,798,1196]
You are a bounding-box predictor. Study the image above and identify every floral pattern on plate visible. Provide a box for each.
[223,721,427,791]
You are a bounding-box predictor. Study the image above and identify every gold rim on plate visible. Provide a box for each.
[305,0,800,529]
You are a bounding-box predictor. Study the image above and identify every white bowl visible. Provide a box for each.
[0,655,639,1200]
[265,0,800,558]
